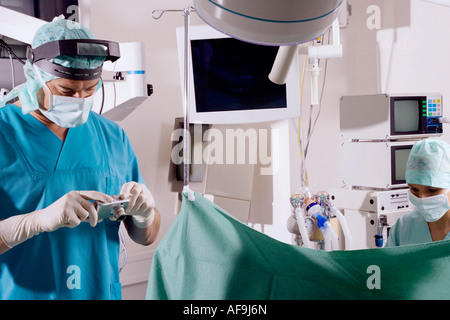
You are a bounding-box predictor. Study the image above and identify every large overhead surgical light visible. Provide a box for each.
[192,0,343,46]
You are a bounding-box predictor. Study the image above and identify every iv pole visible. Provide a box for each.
[152,7,196,201]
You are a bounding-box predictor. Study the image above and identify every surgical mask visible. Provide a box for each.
[33,64,96,128]
[408,190,450,222]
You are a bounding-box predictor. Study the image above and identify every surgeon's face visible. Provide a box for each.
[37,78,99,111]
[408,184,450,201]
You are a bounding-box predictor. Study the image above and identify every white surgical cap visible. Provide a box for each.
[405,138,450,189]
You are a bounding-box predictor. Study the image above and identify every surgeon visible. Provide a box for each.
[0,17,160,299]
[386,138,450,247]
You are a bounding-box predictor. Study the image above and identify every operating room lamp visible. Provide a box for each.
[192,0,344,88]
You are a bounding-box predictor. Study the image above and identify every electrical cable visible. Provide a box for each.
[297,52,308,186]
[0,39,26,65]
[118,225,128,272]
[0,39,24,90]
[298,29,331,187]
[9,54,15,88]
[99,78,105,114]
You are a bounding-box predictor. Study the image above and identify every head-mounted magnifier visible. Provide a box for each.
[26,39,121,80]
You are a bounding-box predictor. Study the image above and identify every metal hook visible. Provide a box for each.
[151,9,166,20]
[152,7,195,20]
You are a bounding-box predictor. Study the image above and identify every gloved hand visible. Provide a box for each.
[0,190,112,248]
[119,182,155,228]
[37,191,112,231]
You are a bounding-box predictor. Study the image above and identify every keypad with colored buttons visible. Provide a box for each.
[426,98,442,117]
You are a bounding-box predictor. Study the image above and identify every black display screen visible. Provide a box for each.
[191,38,287,113]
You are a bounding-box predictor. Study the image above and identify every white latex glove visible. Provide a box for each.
[120,182,155,228]
[0,190,112,248]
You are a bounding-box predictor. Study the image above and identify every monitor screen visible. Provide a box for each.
[393,100,420,132]
[176,25,300,124]
[191,38,287,113]
[393,147,412,183]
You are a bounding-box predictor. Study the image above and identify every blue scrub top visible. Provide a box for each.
[0,104,145,299]
[386,210,450,247]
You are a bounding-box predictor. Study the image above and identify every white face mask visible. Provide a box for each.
[40,85,95,128]
[408,190,450,222]
[33,65,96,128]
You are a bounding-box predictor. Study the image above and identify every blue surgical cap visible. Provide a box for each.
[405,138,450,189]
[0,16,105,113]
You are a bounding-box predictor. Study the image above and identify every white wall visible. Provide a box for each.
[84,0,450,299]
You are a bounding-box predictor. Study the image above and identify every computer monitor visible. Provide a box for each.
[341,141,416,189]
[391,145,412,186]
[176,25,300,124]
[390,96,442,136]
[340,93,443,140]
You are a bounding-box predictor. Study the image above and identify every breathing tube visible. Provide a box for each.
[289,194,313,249]
[329,205,353,250]
[294,207,313,249]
